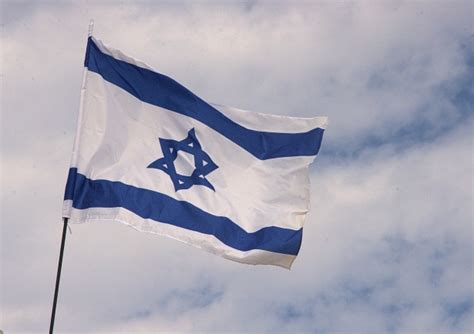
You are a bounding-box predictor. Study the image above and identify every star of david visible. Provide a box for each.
[147,128,218,191]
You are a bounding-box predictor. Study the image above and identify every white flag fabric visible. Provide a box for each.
[63,37,328,269]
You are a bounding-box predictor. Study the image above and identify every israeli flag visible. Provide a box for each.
[63,37,327,269]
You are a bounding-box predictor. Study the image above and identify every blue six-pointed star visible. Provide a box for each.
[147,128,218,191]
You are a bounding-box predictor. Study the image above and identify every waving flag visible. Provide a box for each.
[63,37,328,269]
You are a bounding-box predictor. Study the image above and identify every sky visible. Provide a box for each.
[1,0,473,333]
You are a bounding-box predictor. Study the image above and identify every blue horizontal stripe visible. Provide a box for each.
[64,168,302,255]
[85,37,325,160]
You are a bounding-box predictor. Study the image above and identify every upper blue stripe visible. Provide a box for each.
[85,37,325,160]
[64,168,302,255]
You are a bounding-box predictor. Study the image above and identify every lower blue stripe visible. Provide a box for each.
[64,168,302,255]
[85,37,325,160]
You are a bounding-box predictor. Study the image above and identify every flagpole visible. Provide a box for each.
[49,20,94,334]
[49,218,69,334]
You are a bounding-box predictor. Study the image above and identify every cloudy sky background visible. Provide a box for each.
[1,1,473,332]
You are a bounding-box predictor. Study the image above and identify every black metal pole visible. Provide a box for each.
[49,217,69,334]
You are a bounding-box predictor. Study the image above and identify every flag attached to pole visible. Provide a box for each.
[63,36,328,269]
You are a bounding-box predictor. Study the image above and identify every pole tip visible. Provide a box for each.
[88,19,94,37]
